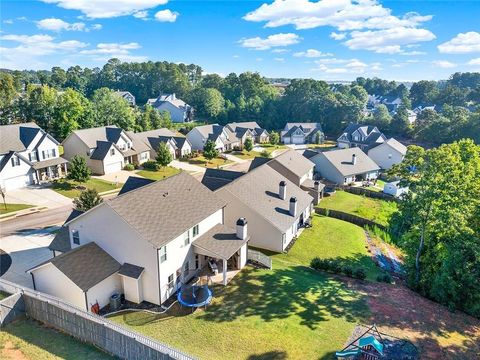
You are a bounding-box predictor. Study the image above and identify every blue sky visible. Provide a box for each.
[1,0,479,81]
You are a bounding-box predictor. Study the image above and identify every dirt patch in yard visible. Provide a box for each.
[1,341,28,360]
[347,280,480,359]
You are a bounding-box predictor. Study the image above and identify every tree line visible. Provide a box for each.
[0,58,479,145]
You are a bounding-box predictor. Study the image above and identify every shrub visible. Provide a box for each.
[123,163,135,171]
[143,161,159,171]
[260,150,271,158]
[377,273,392,283]
[310,257,322,270]
[329,260,342,273]
[354,268,367,280]
[343,266,353,277]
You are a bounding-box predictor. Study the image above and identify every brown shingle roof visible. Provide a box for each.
[268,149,314,179]
[192,223,249,260]
[106,172,226,248]
[313,148,380,176]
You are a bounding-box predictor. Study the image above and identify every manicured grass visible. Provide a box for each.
[368,179,386,192]
[137,166,181,181]
[0,291,11,300]
[307,141,337,151]
[0,203,34,215]
[109,263,369,360]
[185,156,232,168]
[51,178,121,198]
[231,150,269,160]
[257,143,287,154]
[270,215,382,281]
[0,318,113,359]
[320,190,398,227]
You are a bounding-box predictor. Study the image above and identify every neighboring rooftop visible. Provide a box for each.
[31,242,120,291]
[268,149,314,179]
[0,122,42,154]
[118,263,144,279]
[70,126,123,149]
[313,148,380,176]
[382,138,407,155]
[118,176,155,195]
[48,210,84,253]
[201,168,245,191]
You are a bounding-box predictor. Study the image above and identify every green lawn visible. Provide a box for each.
[51,178,121,198]
[307,141,337,151]
[137,166,181,181]
[185,156,232,168]
[257,143,287,154]
[231,150,268,160]
[0,318,113,359]
[270,215,382,281]
[368,179,386,192]
[0,203,34,215]
[0,291,11,300]
[320,190,398,227]
[109,263,369,360]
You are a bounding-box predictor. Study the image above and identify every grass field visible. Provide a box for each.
[307,141,337,151]
[0,203,34,215]
[51,178,121,198]
[270,215,383,281]
[137,166,181,181]
[320,191,398,226]
[185,156,232,168]
[110,263,369,360]
[0,318,113,359]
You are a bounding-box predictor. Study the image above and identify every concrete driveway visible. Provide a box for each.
[0,227,56,288]
[4,186,72,209]
[170,160,206,174]
[93,170,144,184]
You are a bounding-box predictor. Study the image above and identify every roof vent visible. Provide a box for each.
[279,181,287,200]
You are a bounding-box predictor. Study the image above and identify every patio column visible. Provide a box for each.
[222,259,227,286]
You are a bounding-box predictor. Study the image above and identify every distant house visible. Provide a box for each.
[187,124,241,152]
[226,122,270,144]
[281,123,324,145]
[135,128,192,159]
[115,91,136,106]
[337,124,387,152]
[62,126,150,175]
[309,148,380,185]
[30,172,249,310]
[383,181,408,198]
[147,93,193,123]
[368,138,407,170]
[0,123,68,190]
[407,110,417,124]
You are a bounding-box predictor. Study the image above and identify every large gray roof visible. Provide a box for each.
[227,122,261,132]
[268,149,314,179]
[31,242,120,292]
[219,165,313,232]
[192,223,249,260]
[0,122,43,154]
[313,148,380,176]
[134,128,178,150]
[382,138,407,155]
[70,126,123,149]
[105,172,227,248]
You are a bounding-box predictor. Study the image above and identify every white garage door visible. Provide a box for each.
[292,136,305,144]
[1,175,32,191]
[103,161,122,174]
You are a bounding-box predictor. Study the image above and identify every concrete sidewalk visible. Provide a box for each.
[4,186,71,209]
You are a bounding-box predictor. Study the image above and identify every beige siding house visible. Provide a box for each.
[368,138,407,169]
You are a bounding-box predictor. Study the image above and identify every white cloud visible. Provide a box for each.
[133,11,149,19]
[274,57,285,62]
[467,58,480,66]
[239,33,300,50]
[80,42,147,62]
[154,9,179,22]
[271,48,289,53]
[91,24,102,30]
[0,33,88,69]
[42,0,168,19]
[293,49,333,58]
[313,57,381,74]
[36,18,103,32]
[400,50,426,56]
[344,27,435,53]
[3,19,14,25]
[438,32,480,54]
[330,32,346,40]
[432,60,456,68]
[244,0,435,54]
[232,54,240,58]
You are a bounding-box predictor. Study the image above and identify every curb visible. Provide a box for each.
[0,206,48,222]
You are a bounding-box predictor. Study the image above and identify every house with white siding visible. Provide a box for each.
[147,93,193,123]
[187,124,241,152]
[135,128,192,160]
[114,91,136,106]
[368,138,407,170]
[29,172,249,311]
[337,124,386,151]
[281,123,324,145]
[226,121,270,143]
[62,126,150,175]
[0,122,68,191]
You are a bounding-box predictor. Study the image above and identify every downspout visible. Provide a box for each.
[30,273,36,290]
[84,291,88,311]
[156,249,162,305]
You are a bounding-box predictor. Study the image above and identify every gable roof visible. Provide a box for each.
[151,94,190,110]
[134,128,178,151]
[313,148,380,176]
[248,157,271,172]
[284,122,322,132]
[338,123,384,145]
[70,126,124,149]
[227,122,261,132]
[383,138,407,155]
[201,168,245,191]
[101,172,226,248]
[0,122,43,154]
[30,242,120,292]
[219,165,313,232]
[192,223,249,260]
[268,149,314,179]
[302,149,320,159]
[118,176,155,195]
[89,140,115,160]
[48,210,84,253]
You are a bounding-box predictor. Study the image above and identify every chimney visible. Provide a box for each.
[289,197,297,217]
[236,218,248,240]
[279,181,287,200]
[314,181,320,191]
[171,93,176,100]
[352,153,357,165]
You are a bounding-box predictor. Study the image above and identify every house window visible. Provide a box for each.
[388,154,392,159]
[159,246,167,263]
[184,262,189,275]
[72,230,80,245]
[11,157,20,167]
[42,149,56,160]
[192,224,199,237]
[167,274,174,290]
[110,148,115,156]
[29,152,38,162]
[195,255,200,269]
[184,230,190,246]
[141,152,148,160]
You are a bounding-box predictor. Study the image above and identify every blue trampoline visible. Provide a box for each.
[177,284,213,308]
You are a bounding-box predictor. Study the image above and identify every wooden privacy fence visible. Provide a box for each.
[0,279,195,360]
[316,208,386,231]
[247,249,272,269]
[342,186,400,203]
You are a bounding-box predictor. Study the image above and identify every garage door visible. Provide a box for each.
[2,175,32,191]
[292,136,305,144]
[103,161,122,174]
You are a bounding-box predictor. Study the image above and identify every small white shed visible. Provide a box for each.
[383,181,408,197]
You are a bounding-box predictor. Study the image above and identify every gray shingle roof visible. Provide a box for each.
[134,128,177,150]
[268,149,314,179]
[313,148,380,176]
[192,223,249,260]
[90,141,114,160]
[70,126,122,149]
[118,263,144,279]
[227,122,261,132]
[31,242,120,292]
[219,165,313,232]
[31,157,68,170]
[0,122,41,154]
[118,176,155,195]
[383,138,407,155]
[106,172,227,248]
[49,210,84,253]
[201,169,245,191]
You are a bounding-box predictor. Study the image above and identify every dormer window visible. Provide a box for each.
[11,156,20,167]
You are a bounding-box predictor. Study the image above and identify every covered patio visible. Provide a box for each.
[32,157,68,184]
[192,222,249,286]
